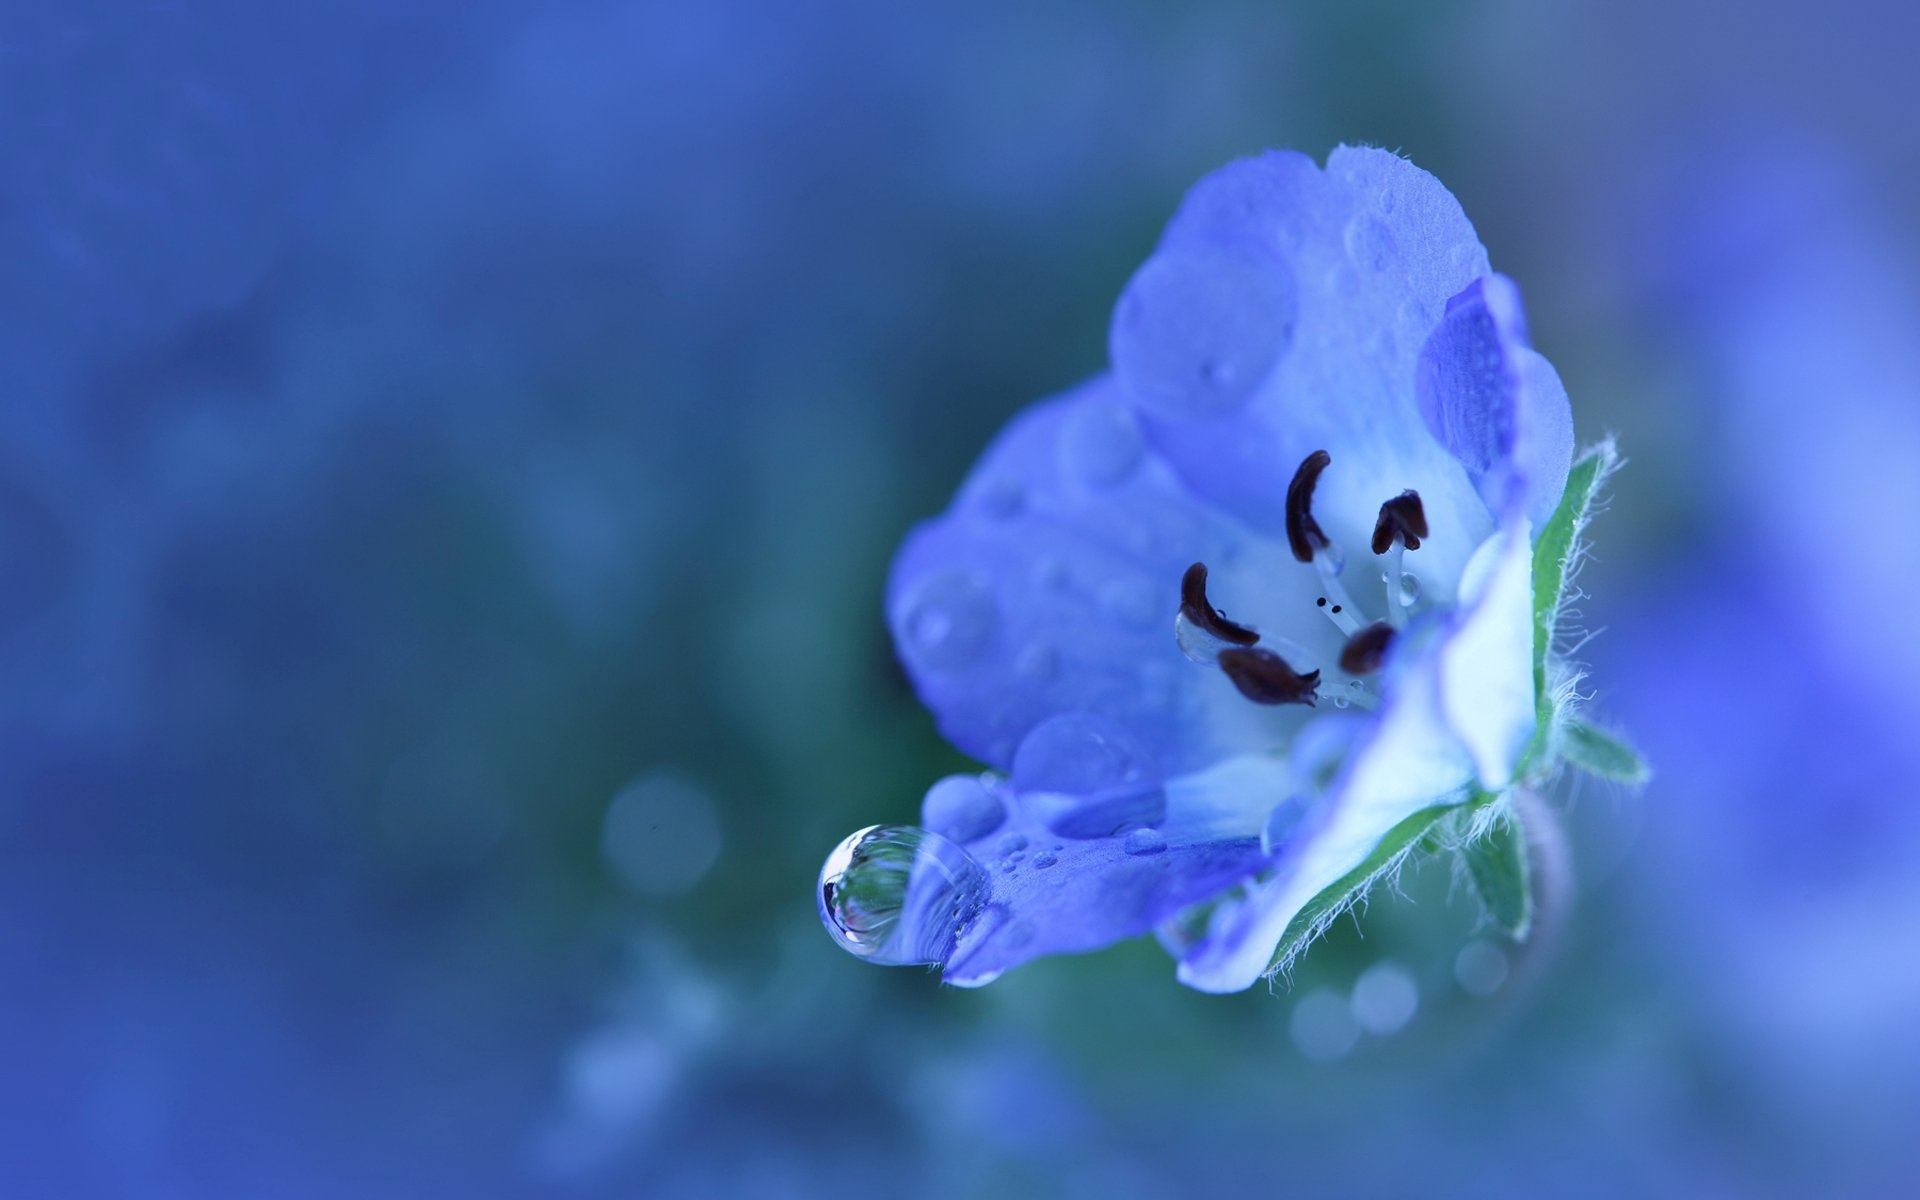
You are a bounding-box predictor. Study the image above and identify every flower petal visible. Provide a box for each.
[934,757,1283,986]
[1415,275,1575,532]
[888,377,1298,775]
[1438,516,1538,789]
[1109,146,1499,604]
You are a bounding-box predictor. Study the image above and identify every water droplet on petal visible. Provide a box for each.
[997,832,1028,855]
[1174,609,1228,664]
[1123,827,1167,856]
[1032,852,1058,869]
[1331,695,1349,709]
[1061,398,1144,488]
[1110,246,1297,422]
[1399,572,1422,606]
[921,775,1006,844]
[1377,188,1398,215]
[1013,713,1167,839]
[818,825,989,966]
[898,571,999,671]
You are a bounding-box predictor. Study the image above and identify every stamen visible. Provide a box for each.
[1178,563,1259,647]
[1311,567,1364,637]
[1338,622,1397,675]
[1383,542,1407,625]
[1370,490,1428,554]
[1218,647,1320,706]
[1285,450,1332,563]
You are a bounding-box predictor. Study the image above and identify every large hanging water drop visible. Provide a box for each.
[819,825,989,967]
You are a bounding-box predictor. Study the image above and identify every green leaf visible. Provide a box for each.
[1462,813,1532,940]
[1559,718,1651,783]
[1267,799,1472,977]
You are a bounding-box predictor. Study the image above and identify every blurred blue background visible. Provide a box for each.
[5,1,1918,1196]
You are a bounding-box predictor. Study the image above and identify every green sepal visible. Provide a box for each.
[1267,796,1476,978]
[1532,443,1613,710]
[1462,811,1532,940]
[1559,717,1651,784]
[1522,442,1618,775]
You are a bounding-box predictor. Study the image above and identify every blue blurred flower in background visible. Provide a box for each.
[820,146,1633,993]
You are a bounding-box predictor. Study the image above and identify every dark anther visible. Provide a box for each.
[1218,647,1321,706]
[1285,450,1333,563]
[1338,622,1397,675]
[1180,562,1259,647]
[1371,490,1429,554]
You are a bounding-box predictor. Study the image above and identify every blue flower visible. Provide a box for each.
[821,147,1588,992]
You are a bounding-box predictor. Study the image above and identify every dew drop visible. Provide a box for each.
[1174,608,1233,665]
[1331,695,1349,709]
[1061,397,1144,488]
[921,775,1006,844]
[1110,246,1297,422]
[1377,188,1398,215]
[898,571,999,671]
[1399,572,1422,606]
[997,832,1029,855]
[1032,852,1058,869]
[1122,827,1167,856]
[818,825,988,967]
[1013,712,1167,839]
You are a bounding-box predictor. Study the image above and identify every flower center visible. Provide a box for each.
[1177,449,1430,710]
